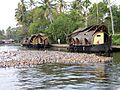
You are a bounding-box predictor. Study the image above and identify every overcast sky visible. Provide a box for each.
[0,0,119,30]
[0,0,20,30]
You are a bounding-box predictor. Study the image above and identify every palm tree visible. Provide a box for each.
[15,0,28,36]
[29,0,35,9]
[82,0,91,27]
[38,0,54,23]
[71,0,82,12]
[72,0,91,27]
[15,0,26,25]
[103,0,114,34]
[55,0,66,14]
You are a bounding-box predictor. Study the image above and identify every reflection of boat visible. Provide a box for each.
[67,25,112,53]
[95,62,113,83]
[21,33,50,49]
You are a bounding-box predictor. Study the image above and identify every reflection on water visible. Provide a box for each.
[0,63,120,90]
[0,68,20,90]
[0,45,120,90]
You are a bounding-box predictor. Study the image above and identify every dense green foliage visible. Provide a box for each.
[45,14,79,43]
[6,26,25,43]
[112,34,120,45]
[3,0,120,44]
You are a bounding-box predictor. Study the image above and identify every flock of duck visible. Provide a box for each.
[0,50,112,68]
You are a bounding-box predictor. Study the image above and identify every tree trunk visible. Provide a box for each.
[96,3,99,24]
[85,12,88,28]
[107,0,115,34]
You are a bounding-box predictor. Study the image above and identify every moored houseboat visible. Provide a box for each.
[67,25,112,53]
[21,33,50,49]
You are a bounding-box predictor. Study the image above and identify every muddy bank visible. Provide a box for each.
[0,50,112,68]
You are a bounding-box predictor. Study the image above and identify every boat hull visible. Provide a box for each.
[22,44,50,49]
[68,43,111,53]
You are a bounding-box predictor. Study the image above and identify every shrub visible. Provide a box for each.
[112,34,120,45]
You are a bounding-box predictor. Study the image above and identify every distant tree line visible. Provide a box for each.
[5,0,120,43]
[0,29,5,40]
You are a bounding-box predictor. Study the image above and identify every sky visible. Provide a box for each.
[0,0,119,30]
[0,0,20,30]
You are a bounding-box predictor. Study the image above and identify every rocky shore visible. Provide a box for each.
[0,50,112,68]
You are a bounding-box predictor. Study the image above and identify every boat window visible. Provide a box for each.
[84,38,89,44]
[76,38,80,45]
[97,35,101,37]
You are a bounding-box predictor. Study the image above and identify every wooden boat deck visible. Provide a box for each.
[112,45,120,48]
[112,45,120,52]
[51,44,69,48]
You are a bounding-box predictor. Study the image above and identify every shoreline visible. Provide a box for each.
[0,50,112,68]
[1,43,120,50]
[1,43,120,52]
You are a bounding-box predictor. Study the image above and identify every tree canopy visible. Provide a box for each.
[12,0,120,43]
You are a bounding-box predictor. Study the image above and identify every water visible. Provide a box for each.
[0,45,120,90]
[0,45,26,51]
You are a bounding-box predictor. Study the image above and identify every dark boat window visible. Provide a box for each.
[84,38,89,44]
[76,38,80,45]
[97,35,101,37]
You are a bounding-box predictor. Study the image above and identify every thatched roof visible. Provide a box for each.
[68,25,108,37]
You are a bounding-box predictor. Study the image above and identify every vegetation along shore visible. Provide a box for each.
[0,0,119,45]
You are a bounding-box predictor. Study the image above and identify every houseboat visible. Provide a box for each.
[21,33,50,49]
[67,25,112,53]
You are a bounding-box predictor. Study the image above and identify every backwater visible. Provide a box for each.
[0,45,120,90]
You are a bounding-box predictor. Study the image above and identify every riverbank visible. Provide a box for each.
[0,50,112,68]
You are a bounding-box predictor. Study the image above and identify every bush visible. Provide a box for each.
[112,34,120,45]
